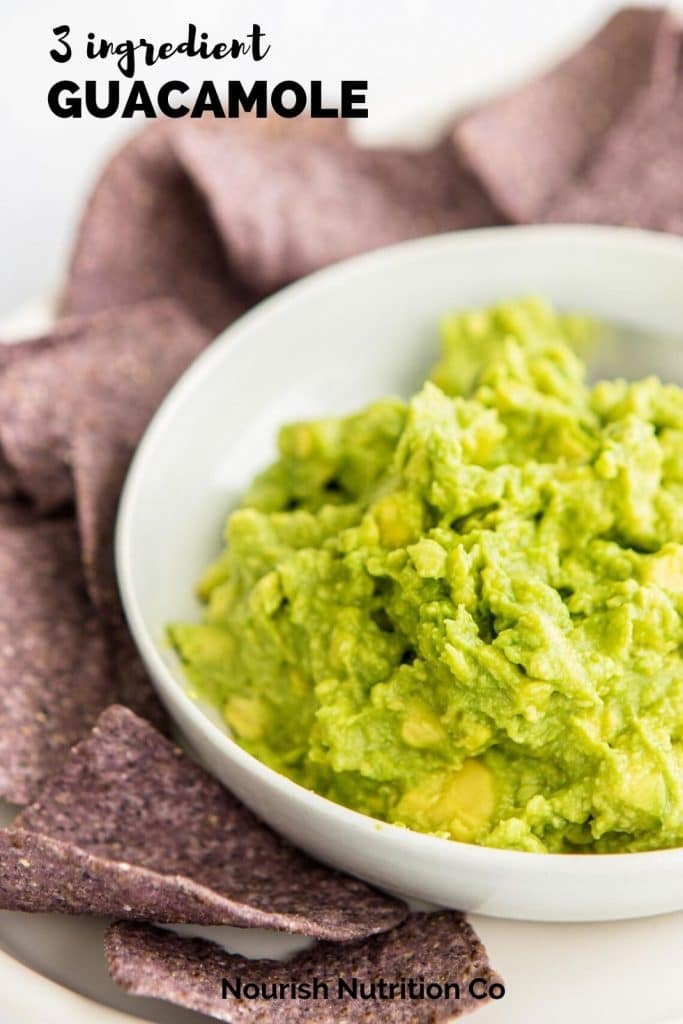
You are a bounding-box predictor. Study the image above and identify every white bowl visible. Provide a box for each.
[117,225,683,922]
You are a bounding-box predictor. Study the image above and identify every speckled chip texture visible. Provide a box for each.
[543,76,683,232]
[0,301,209,800]
[106,913,500,1023]
[0,706,407,940]
[0,299,209,626]
[454,7,681,222]
[0,299,209,516]
[0,520,111,803]
[0,336,66,501]
[61,121,250,336]
[60,116,500,332]
[171,123,500,296]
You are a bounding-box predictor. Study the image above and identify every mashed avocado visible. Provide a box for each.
[170,298,683,854]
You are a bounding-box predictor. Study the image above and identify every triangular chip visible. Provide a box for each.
[106,913,499,1022]
[0,336,67,500]
[61,122,248,334]
[0,520,114,802]
[0,706,407,939]
[454,8,680,221]
[0,300,209,517]
[171,123,498,295]
[545,76,683,232]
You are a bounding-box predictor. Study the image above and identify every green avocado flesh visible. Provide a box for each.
[170,297,683,854]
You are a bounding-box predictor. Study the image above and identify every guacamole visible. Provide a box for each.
[171,298,683,854]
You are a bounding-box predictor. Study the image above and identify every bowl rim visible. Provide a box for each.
[116,223,683,872]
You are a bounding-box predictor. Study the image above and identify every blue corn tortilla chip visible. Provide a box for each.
[0,706,407,940]
[0,300,209,517]
[63,112,499,313]
[171,123,499,296]
[0,499,37,527]
[107,619,169,731]
[105,913,500,1022]
[0,333,74,502]
[61,122,249,335]
[0,462,20,503]
[71,420,132,620]
[0,520,114,803]
[0,302,209,721]
[454,7,680,222]
[0,323,104,511]
[544,72,683,232]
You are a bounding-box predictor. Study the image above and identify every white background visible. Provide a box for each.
[3,0,683,320]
